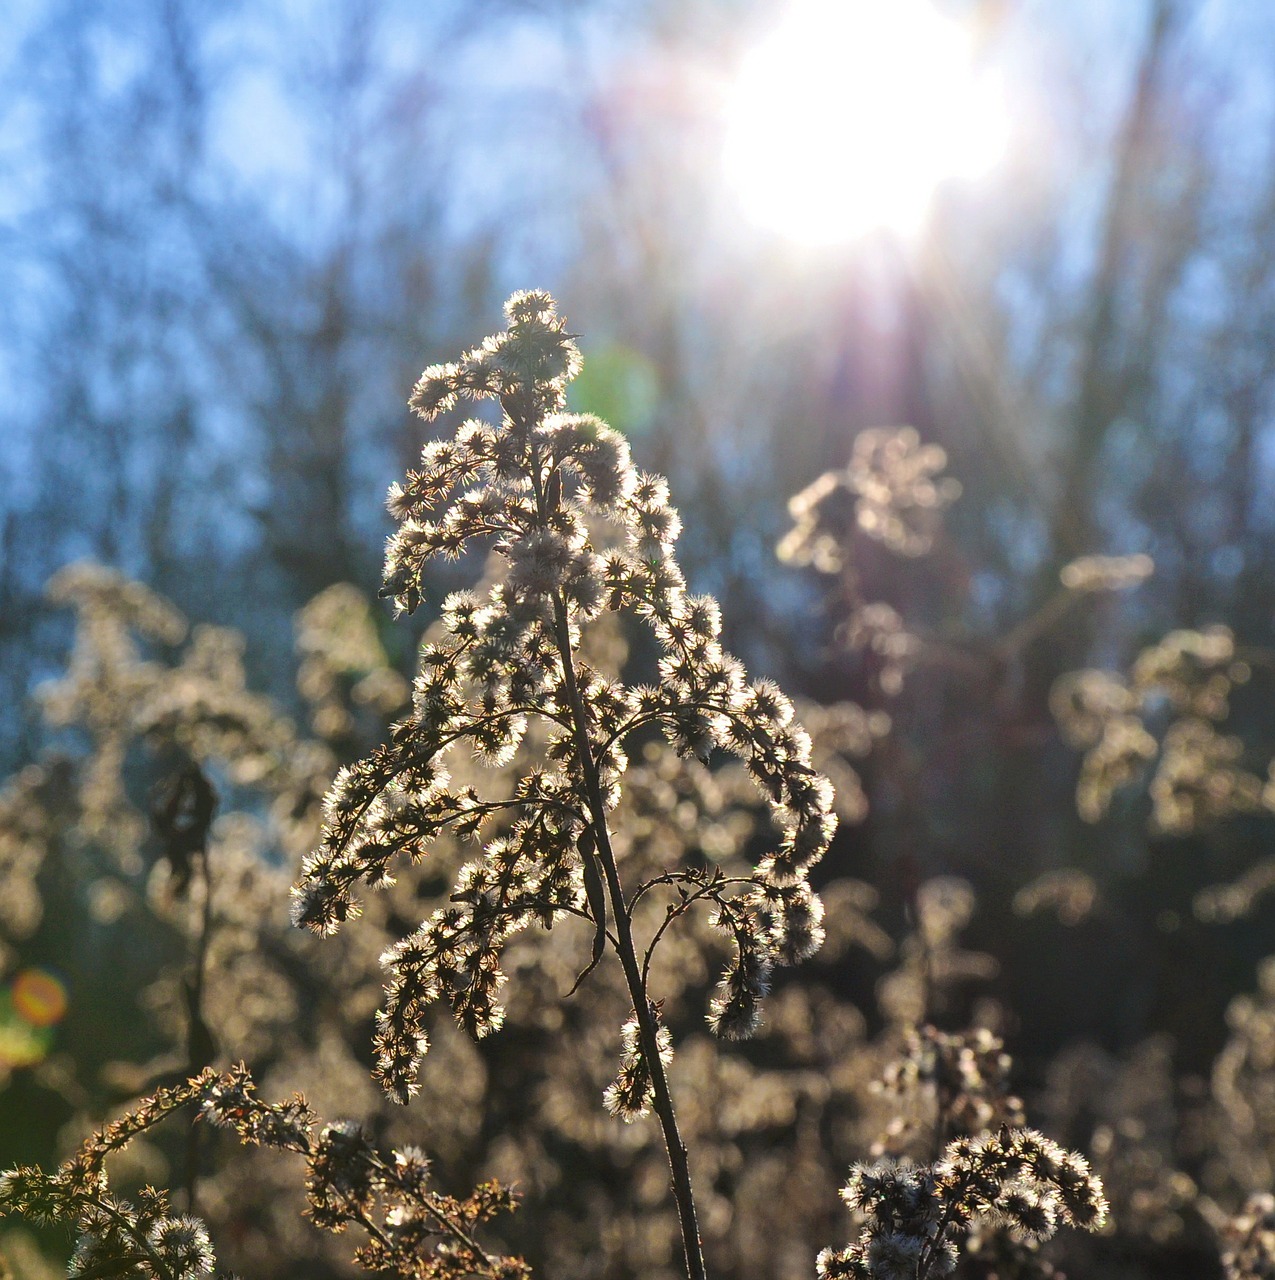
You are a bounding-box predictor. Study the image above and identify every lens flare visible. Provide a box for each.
[722,0,1008,245]
[12,967,69,1028]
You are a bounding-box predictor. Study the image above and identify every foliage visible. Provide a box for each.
[0,296,1274,1280]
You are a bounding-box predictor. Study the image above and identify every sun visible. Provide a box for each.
[722,0,1008,246]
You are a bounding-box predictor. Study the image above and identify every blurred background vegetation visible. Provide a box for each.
[2,1,1275,1277]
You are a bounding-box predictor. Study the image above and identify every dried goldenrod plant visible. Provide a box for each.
[292,291,837,1279]
[39,302,1275,1280]
[0,1065,525,1280]
[817,1127,1106,1280]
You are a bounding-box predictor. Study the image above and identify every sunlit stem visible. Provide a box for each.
[524,439,707,1280]
[184,843,215,1214]
[548,593,707,1280]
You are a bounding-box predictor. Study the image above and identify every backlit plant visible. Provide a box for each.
[291,291,838,1279]
[31,298,1275,1280]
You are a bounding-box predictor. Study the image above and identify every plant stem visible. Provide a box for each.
[916,1169,971,1280]
[183,845,214,1214]
[549,592,708,1280]
[519,403,706,1280]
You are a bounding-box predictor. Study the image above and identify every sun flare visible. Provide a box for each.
[722,0,1008,245]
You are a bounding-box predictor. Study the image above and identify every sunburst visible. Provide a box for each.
[723,0,1008,245]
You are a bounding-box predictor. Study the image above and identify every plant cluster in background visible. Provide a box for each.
[0,298,1273,1280]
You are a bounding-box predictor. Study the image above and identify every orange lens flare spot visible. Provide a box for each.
[11,968,69,1028]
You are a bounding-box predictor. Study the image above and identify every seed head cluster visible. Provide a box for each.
[778,426,960,571]
[1052,625,1270,832]
[818,1127,1107,1280]
[0,1074,218,1280]
[0,1066,526,1280]
[1221,1192,1275,1280]
[292,292,837,1103]
[1059,553,1154,593]
[878,1026,1026,1142]
[604,1008,675,1121]
[204,1070,527,1280]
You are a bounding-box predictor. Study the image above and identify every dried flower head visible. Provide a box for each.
[200,1064,527,1279]
[1221,1192,1275,1280]
[1052,626,1269,831]
[1059,553,1154,593]
[778,427,960,571]
[819,1127,1106,1280]
[878,1026,1026,1143]
[0,1072,221,1280]
[293,293,838,1131]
